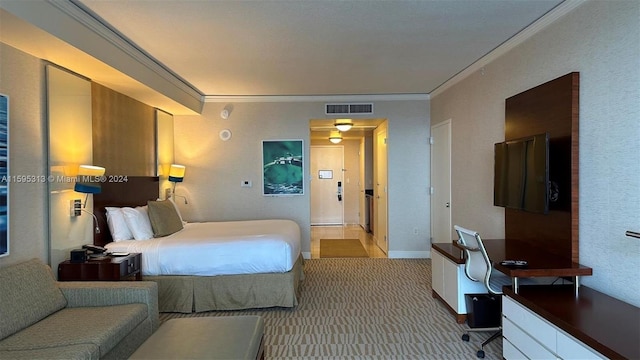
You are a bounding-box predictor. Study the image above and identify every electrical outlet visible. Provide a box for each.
[70,199,82,217]
[413,227,419,235]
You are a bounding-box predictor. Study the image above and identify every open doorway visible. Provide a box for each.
[309,118,387,258]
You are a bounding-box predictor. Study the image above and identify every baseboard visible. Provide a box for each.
[387,250,431,259]
[303,250,430,259]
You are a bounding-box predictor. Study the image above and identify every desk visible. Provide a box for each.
[431,243,487,323]
[454,239,592,294]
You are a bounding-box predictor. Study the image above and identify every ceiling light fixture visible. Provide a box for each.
[334,119,353,132]
[329,131,343,144]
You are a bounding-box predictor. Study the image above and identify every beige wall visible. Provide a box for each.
[174,100,430,258]
[0,44,48,266]
[431,0,640,306]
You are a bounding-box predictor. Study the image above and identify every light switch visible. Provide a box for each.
[241,180,252,188]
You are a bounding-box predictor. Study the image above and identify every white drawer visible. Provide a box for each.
[556,331,605,360]
[503,296,557,351]
[503,337,529,360]
[503,316,557,359]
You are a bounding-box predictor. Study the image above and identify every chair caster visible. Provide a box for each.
[461,333,470,341]
[476,350,485,358]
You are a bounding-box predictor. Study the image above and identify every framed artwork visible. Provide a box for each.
[262,139,304,196]
[0,94,8,257]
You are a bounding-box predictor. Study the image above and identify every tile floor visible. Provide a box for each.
[310,224,387,258]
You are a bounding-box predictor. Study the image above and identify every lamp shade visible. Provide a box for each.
[169,164,186,183]
[74,165,105,194]
[334,119,353,132]
[78,165,105,176]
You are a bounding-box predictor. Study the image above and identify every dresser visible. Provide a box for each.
[503,285,639,360]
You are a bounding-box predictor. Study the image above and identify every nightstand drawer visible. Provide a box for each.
[117,254,140,277]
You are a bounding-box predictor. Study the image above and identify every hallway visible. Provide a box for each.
[310,225,387,259]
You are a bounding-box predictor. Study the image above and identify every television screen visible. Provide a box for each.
[494,133,549,214]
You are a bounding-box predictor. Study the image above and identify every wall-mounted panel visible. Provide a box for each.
[504,72,579,262]
[47,65,93,272]
[92,83,155,176]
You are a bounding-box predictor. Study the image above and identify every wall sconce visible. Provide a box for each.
[73,165,105,195]
[329,131,343,144]
[334,119,353,132]
[168,164,186,183]
[71,165,105,234]
[168,164,188,204]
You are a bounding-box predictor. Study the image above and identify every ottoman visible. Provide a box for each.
[129,316,264,360]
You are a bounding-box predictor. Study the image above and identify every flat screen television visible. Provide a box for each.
[494,133,549,214]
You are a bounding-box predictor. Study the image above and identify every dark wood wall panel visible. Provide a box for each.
[504,72,579,262]
[92,83,156,176]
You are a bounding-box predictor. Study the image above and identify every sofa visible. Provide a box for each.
[0,258,159,360]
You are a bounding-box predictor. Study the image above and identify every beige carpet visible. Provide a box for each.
[320,238,369,258]
[159,258,502,359]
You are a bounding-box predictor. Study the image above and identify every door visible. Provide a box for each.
[310,145,344,225]
[431,120,452,243]
[373,124,388,253]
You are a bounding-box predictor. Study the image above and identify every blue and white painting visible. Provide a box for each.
[262,140,304,196]
[0,94,7,256]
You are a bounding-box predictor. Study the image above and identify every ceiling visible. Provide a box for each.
[76,0,564,98]
[1,0,567,126]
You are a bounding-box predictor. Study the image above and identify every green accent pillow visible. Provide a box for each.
[147,200,184,237]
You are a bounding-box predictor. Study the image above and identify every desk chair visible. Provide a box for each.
[454,225,511,359]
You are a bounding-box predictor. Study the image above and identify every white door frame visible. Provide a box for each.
[430,119,452,244]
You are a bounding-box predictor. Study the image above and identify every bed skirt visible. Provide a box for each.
[144,254,304,313]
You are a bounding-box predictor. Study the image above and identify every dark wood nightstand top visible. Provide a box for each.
[58,253,141,281]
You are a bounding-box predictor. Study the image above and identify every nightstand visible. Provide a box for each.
[58,253,142,281]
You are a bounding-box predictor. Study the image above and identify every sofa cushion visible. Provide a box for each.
[0,344,99,360]
[0,259,67,341]
[0,303,148,357]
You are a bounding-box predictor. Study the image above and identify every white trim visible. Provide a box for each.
[205,93,430,103]
[430,0,586,97]
[301,252,311,259]
[388,250,430,259]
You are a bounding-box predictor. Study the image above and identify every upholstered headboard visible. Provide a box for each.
[92,176,160,247]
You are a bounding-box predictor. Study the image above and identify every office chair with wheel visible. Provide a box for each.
[454,225,511,359]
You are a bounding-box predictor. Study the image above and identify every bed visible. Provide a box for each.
[93,176,304,313]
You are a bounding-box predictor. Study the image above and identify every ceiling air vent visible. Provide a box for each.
[325,103,374,115]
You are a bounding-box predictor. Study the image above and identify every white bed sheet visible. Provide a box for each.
[104,219,301,276]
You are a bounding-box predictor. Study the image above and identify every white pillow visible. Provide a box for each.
[105,207,133,241]
[122,206,154,240]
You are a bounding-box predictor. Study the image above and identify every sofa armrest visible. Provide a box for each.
[58,281,159,331]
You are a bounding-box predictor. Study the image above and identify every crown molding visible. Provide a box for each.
[430,0,586,98]
[204,93,429,103]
